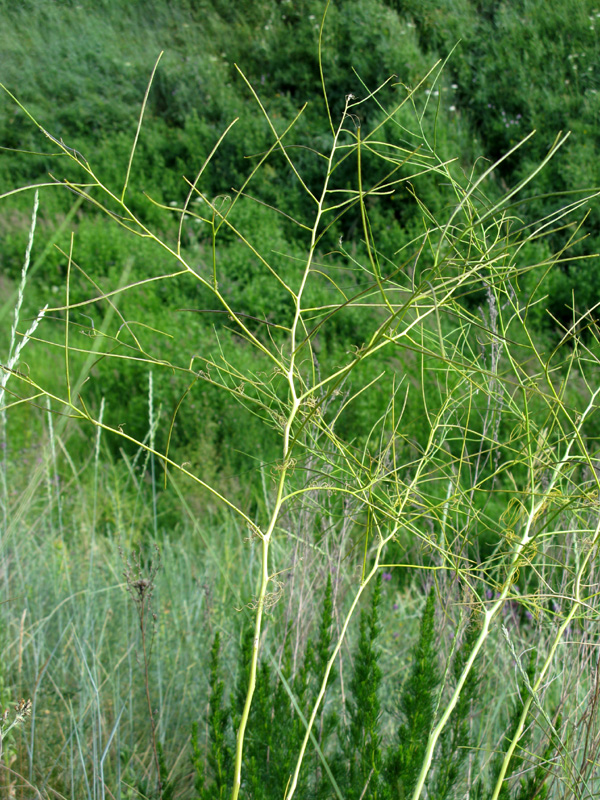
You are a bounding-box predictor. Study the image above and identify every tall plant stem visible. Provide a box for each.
[284,553,383,800]
[409,388,600,800]
[140,608,162,797]
[230,97,351,800]
[230,533,270,800]
[230,439,294,800]
[284,403,449,800]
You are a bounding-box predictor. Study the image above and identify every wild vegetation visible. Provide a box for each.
[1,1,600,799]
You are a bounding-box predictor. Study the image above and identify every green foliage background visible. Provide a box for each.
[1,0,599,502]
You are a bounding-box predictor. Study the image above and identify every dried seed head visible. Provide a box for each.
[133,578,151,597]
[15,698,32,719]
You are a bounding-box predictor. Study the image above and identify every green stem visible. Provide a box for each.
[409,389,600,800]
[230,533,270,800]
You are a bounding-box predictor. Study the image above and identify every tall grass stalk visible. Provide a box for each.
[0,189,45,530]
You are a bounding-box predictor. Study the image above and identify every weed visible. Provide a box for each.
[2,3,600,799]
[122,545,164,798]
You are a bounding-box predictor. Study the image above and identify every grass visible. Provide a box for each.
[0,393,268,796]
[3,461,600,798]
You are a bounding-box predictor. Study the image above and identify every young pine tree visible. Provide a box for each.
[307,573,338,799]
[192,631,232,800]
[430,608,481,799]
[281,573,337,799]
[340,574,384,800]
[385,587,440,800]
